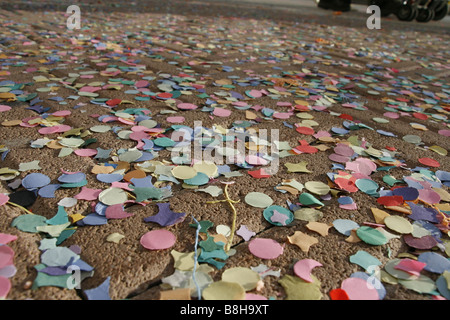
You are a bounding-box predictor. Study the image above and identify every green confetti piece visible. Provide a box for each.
[356,226,388,246]
[11,214,47,233]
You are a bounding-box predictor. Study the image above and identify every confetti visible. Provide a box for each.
[248,238,284,260]
[140,229,177,250]
[244,192,273,208]
[293,259,323,283]
[287,231,319,253]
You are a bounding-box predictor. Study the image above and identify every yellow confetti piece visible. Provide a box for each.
[345,229,362,243]
[171,250,197,271]
[69,213,85,223]
[202,281,246,300]
[287,231,318,253]
[106,233,125,244]
[36,222,71,238]
[160,288,191,300]
[0,92,16,101]
[285,161,311,173]
[384,205,411,215]
[193,161,218,178]
[91,165,115,174]
[171,165,198,180]
[245,110,258,120]
[429,145,447,156]
[1,120,22,126]
[46,140,64,149]
[371,207,390,224]
[433,188,450,203]
[410,123,428,131]
[221,267,261,291]
[304,181,330,196]
[384,215,413,234]
[305,221,331,236]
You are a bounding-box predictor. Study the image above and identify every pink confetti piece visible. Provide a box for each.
[273,112,293,119]
[333,144,354,157]
[74,149,98,157]
[418,188,441,204]
[38,126,61,134]
[383,112,399,119]
[74,186,102,201]
[341,277,379,300]
[140,229,176,250]
[313,130,331,139]
[245,293,268,300]
[0,194,9,206]
[105,204,134,219]
[293,259,323,283]
[213,107,232,117]
[0,276,11,299]
[248,238,283,260]
[245,155,269,166]
[394,258,426,277]
[276,101,292,107]
[166,116,185,123]
[52,110,71,117]
[0,105,11,112]
[0,245,14,269]
[177,103,198,110]
[110,181,134,191]
[328,153,350,164]
[135,80,149,88]
[0,233,17,245]
[129,131,150,141]
[248,90,262,98]
[79,86,101,93]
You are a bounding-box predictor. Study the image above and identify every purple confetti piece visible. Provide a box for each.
[143,203,186,227]
[83,277,111,300]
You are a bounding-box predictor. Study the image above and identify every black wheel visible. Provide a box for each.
[408,8,419,21]
[433,3,448,20]
[397,5,418,21]
[416,8,435,22]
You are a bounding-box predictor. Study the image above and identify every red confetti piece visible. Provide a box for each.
[295,140,318,154]
[412,112,428,120]
[376,195,404,207]
[156,92,172,99]
[247,168,271,179]
[106,99,121,107]
[294,105,310,111]
[296,126,315,135]
[329,288,349,300]
[334,177,358,193]
[338,114,353,121]
[418,157,440,168]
